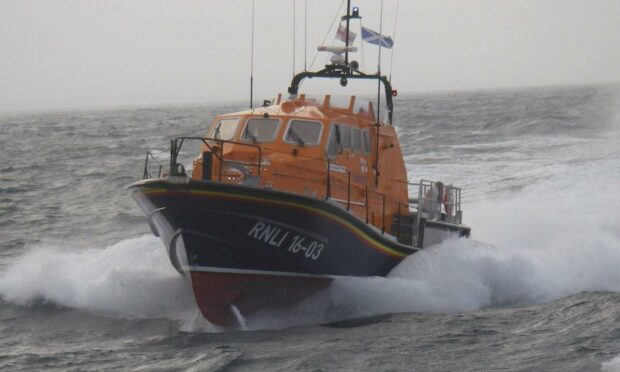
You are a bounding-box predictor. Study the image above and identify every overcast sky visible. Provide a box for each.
[1,0,619,111]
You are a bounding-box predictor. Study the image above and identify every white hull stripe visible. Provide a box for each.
[182,265,353,280]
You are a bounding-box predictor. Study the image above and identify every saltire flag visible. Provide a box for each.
[361,26,394,48]
[336,24,357,43]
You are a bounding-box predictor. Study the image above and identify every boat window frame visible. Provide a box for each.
[340,125,351,150]
[240,117,283,144]
[326,123,343,158]
[362,128,371,154]
[282,119,324,147]
[352,128,362,152]
[209,117,241,141]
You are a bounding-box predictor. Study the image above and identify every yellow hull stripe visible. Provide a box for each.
[140,187,410,259]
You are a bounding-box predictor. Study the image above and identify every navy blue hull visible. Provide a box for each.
[129,178,417,325]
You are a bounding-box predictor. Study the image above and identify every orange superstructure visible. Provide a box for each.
[190,93,409,237]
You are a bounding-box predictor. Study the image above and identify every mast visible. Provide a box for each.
[344,0,351,65]
[288,5,393,123]
[342,0,361,66]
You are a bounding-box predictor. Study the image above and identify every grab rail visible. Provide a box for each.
[416,179,463,227]
[141,138,461,246]
[324,159,411,239]
[143,151,165,180]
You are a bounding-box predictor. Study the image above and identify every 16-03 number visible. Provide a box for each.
[288,235,324,260]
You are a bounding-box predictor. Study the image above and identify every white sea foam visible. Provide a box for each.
[319,151,620,321]
[252,145,620,328]
[602,354,620,372]
[0,235,197,321]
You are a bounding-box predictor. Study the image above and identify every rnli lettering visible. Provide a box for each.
[247,221,325,260]
[247,221,289,248]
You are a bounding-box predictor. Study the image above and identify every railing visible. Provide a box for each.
[142,151,165,180]
[141,139,462,247]
[170,137,263,181]
[325,159,416,241]
[142,137,263,181]
[416,179,463,226]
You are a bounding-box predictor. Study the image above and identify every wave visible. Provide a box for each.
[0,235,198,322]
[602,354,620,372]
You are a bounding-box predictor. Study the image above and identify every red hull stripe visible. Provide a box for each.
[142,188,409,259]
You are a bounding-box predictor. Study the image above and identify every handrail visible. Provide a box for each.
[325,158,411,237]
[288,65,395,125]
[416,179,463,227]
[142,151,165,180]
[149,137,461,243]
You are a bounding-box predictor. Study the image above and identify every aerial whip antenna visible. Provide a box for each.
[304,0,308,71]
[359,18,366,71]
[250,0,255,109]
[388,0,399,83]
[344,0,351,65]
[375,0,385,186]
[292,0,296,77]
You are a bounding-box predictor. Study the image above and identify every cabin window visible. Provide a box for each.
[362,128,371,154]
[210,118,239,141]
[341,126,351,149]
[284,120,322,146]
[327,124,342,158]
[241,118,281,143]
[352,128,361,152]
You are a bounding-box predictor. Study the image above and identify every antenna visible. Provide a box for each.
[250,0,255,109]
[292,0,296,77]
[389,0,399,83]
[304,0,308,71]
[375,0,385,186]
[341,1,361,67]
[344,0,351,65]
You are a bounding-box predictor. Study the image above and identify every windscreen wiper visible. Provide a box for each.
[244,126,258,144]
[288,128,305,147]
[213,123,221,139]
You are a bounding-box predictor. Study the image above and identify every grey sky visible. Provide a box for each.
[1,0,619,111]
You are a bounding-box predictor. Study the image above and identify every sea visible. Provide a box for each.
[0,84,619,371]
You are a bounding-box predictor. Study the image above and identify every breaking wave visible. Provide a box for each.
[602,354,620,372]
[0,235,198,322]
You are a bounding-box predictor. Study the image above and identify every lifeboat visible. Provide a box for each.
[129,4,470,327]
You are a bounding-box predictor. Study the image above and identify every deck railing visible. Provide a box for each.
[143,137,263,181]
[142,151,165,180]
[170,137,263,181]
[416,179,463,225]
[325,160,419,240]
[141,140,461,246]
